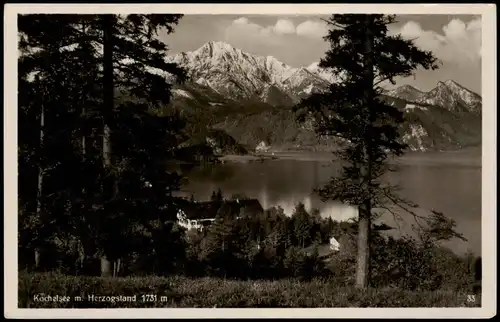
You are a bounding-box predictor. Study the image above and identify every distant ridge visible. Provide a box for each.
[163,41,481,153]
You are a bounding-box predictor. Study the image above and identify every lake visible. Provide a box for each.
[180,147,482,256]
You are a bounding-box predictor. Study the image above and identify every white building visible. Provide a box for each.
[329,236,340,252]
[176,199,264,232]
[176,206,216,232]
[177,210,215,231]
[255,141,270,153]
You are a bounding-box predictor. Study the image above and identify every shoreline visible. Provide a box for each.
[218,153,278,163]
[219,146,481,166]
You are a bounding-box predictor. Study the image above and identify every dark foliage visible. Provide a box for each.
[18,13,195,276]
[292,14,468,289]
[18,15,476,299]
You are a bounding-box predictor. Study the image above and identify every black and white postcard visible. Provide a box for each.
[4,3,497,319]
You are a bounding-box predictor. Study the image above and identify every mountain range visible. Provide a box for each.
[162,41,482,152]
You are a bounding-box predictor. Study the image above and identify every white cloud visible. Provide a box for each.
[226,17,327,39]
[296,20,328,38]
[233,17,249,25]
[273,19,296,35]
[231,17,271,37]
[390,18,481,66]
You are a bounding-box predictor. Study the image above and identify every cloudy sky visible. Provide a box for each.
[161,14,482,94]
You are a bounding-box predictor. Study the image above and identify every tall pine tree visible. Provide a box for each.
[295,14,440,289]
[18,14,191,276]
[18,15,102,271]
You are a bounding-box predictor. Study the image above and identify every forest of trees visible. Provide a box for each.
[18,13,480,294]
[18,13,197,278]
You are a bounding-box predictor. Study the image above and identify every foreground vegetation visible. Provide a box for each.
[19,192,481,309]
[19,272,481,308]
[18,196,481,308]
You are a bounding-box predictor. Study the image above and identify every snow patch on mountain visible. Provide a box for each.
[402,124,428,151]
[405,103,427,112]
[442,79,482,111]
[386,84,424,102]
[302,84,315,95]
[415,80,481,113]
[306,62,337,84]
[166,41,333,105]
[384,81,481,114]
[172,89,194,100]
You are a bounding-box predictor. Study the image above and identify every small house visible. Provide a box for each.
[303,236,342,262]
[329,236,340,252]
[255,141,270,153]
[176,200,219,231]
[176,198,264,231]
[232,198,264,216]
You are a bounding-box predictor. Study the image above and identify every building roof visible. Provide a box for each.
[179,200,221,220]
[234,199,263,214]
[217,201,241,218]
[304,244,335,258]
[178,198,264,221]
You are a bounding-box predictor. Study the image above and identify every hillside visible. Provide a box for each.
[162,41,482,153]
[181,128,249,156]
[165,41,330,106]
[383,94,482,151]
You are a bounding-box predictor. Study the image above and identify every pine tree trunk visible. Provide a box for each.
[34,248,40,271]
[117,258,121,276]
[81,21,87,158]
[76,241,85,275]
[100,14,115,277]
[356,203,371,289]
[112,259,122,277]
[101,255,111,277]
[35,83,45,271]
[355,15,375,290]
[79,21,88,275]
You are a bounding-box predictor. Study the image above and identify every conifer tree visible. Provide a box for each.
[216,188,223,202]
[18,14,190,276]
[295,14,440,289]
[291,203,313,248]
[18,15,102,270]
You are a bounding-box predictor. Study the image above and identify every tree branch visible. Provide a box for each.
[321,18,345,30]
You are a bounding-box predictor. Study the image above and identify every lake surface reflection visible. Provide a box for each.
[179,148,482,255]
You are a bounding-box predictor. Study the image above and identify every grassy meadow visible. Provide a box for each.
[19,272,481,308]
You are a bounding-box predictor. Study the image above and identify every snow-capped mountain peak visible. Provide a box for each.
[398,84,423,92]
[166,41,480,114]
[206,40,236,51]
[443,79,482,104]
[306,62,320,70]
[193,41,242,59]
[384,79,481,114]
[443,79,463,88]
[166,41,333,105]
[164,42,481,154]
[386,84,424,102]
[305,62,337,84]
[416,80,481,113]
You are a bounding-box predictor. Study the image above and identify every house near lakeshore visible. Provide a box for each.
[329,236,340,252]
[176,198,264,231]
[301,236,342,260]
[301,233,361,263]
[255,141,270,153]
